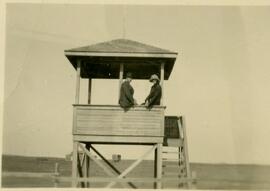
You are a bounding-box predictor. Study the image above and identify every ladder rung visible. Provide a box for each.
[163,171,183,175]
[162,164,185,169]
[162,151,180,154]
[162,158,181,161]
[162,173,184,177]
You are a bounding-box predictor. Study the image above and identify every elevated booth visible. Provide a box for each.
[65,39,178,188]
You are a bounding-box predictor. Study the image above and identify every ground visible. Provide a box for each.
[2,155,270,189]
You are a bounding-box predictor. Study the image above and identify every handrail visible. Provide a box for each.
[72,104,166,109]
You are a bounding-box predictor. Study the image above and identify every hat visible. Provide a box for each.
[149,74,160,82]
[126,72,133,78]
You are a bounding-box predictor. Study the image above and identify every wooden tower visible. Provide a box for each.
[65,39,181,188]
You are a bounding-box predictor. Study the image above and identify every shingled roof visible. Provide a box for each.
[65,39,177,55]
[65,39,178,79]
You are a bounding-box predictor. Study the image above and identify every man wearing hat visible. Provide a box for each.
[144,74,162,108]
[119,72,137,109]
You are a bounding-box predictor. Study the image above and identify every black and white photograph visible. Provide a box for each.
[1,0,270,189]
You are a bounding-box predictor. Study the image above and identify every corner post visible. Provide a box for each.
[88,78,92,104]
[75,60,81,104]
[181,116,192,188]
[160,62,165,105]
[73,60,81,187]
[119,63,124,101]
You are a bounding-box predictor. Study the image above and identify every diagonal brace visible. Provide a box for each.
[90,145,137,189]
[78,143,115,177]
[78,143,126,188]
[106,144,157,188]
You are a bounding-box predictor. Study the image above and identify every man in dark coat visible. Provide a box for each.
[119,72,137,109]
[144,74,162,108]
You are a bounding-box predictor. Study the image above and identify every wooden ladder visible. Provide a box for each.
[162,116,194,189]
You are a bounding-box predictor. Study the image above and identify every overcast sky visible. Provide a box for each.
[2,3,270,164]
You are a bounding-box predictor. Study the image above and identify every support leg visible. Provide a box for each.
[181,116,192,188]
[72,141,78,187]
[77,153,85,187]
[85,143,91,187]
[154,147,157,188]
[156,143,162,189]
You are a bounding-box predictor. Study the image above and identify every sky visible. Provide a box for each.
[2,2,270,164]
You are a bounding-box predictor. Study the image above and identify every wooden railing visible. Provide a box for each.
[73,105,165,142]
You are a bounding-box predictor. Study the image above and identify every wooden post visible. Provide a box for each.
[156,143,163,189]
[77,153,85,187]
[181,116,192,188]
[85,144,91,187]
[119,63,124,101]
[73,60,80,187]
[159,62,165,190]
[75,60,81,104]
[154,148,157,188]
[160,62,165,106]
[53,162,59,187]
[88,79,92,104]
[72,141,78,187]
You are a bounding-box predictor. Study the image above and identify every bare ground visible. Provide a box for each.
[2,155,270,189]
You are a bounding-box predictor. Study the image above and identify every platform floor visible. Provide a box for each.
[2,155,270,189]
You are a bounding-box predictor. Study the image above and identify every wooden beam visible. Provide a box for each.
[81,153,87,186]
[86,144,91,188]
[82,144,91,187]
[156,143,163,189]
[154,148,157,189]
[88,78,92,104]
[54,176,194,183]
[160,62,164,106]
[90,145,137,189]
[73,135,163,144]
[106,144,157,188]
[79,143,128,188]
[179,116,192,188]
[77,152,85,187]
[75,60,81,104]
[2,172,57,178]
[72,141,78,187]
[53,163,60,187]
[78,143,115,177]
[119,63,124,101]
[65,51,177,58]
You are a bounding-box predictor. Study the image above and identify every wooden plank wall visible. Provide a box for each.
[73,105,165,137]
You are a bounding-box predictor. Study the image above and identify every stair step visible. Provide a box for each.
[162,151,180,154]
[162,158,181,161]
[162,174,185,178]
[163,164,185,169]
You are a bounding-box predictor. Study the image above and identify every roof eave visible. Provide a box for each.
[64,51,178,59]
